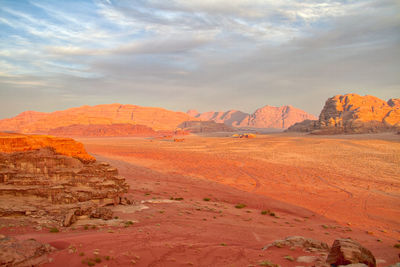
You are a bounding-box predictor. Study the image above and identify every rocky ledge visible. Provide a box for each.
[0,133,129,227]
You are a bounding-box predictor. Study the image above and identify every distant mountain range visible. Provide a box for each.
[187,105,317,129]
[0,103,316,135]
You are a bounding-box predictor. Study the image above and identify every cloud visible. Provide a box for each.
[0,0,399,118]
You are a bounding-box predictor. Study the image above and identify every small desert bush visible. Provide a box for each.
[394,243,400,248]
[203,198,210,201]
[49,227,59,233]
[284,255,294,261]
[235,203,246,209]
[259,260,280,266]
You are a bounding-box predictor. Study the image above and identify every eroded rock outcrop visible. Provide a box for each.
[0,133,129,226]
[0,235,55,266]
[287,94,400,134]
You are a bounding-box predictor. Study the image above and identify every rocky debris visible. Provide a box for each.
[263,236,329,252]
[190,106,316,129]
[0,103,198,133]
[326,238,376,267]
[0,134,129,226]
[287,94,400,134]
[178,121,235,133]
[0,235,55,266]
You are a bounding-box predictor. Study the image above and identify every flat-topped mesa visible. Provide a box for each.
[0,133,129,226]
[0,133,95,163]
[287,94,400,134]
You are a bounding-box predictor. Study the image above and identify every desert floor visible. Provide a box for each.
[1,133,399,266]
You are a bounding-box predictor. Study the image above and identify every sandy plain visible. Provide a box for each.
[1,133,399,266]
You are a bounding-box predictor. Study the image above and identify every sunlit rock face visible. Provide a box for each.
[287,94,400,134]
[0,133,129,226]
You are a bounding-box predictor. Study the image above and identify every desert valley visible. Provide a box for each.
[0,93,399,267]
[1,1,399,266]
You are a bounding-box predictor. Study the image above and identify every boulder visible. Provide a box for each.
[63,210,77,227]
[326,239,376,267]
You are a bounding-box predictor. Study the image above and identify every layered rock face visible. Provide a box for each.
[189,106,316,129]
[0,235,55,266]
[178,121,234,133]
[0,133,129,226]
[287,94,400,134]
[0,103,197,133]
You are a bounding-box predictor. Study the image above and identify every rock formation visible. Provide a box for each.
[0,235,55,266]
[0,103,198,134]
[0,133,129,227]
[287,94,400,134]
[326,239,376,267]
[178,121,235,133]
[189,106,316,129]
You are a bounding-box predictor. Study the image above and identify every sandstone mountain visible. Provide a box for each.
[189,106,316,129]
[287,94,400,134]
[0,104,197,134]
[0,133,129,227]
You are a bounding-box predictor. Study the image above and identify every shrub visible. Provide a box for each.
[49,227,59,233]
[203,198,211,201]
[235,203,246,209]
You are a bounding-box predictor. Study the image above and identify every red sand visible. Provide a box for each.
[1,133,399,266]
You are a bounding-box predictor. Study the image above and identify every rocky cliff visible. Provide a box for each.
[287,94,400,134]
[0,133,129,226]
[0,103,197,133]
[188,106,316,129]
[0,133,95,162]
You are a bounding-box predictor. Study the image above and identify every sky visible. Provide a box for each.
[0,0,399,118]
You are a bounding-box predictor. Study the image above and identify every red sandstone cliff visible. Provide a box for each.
[287,94,400,134]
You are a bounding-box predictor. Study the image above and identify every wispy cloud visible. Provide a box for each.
[0,0,398,118]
